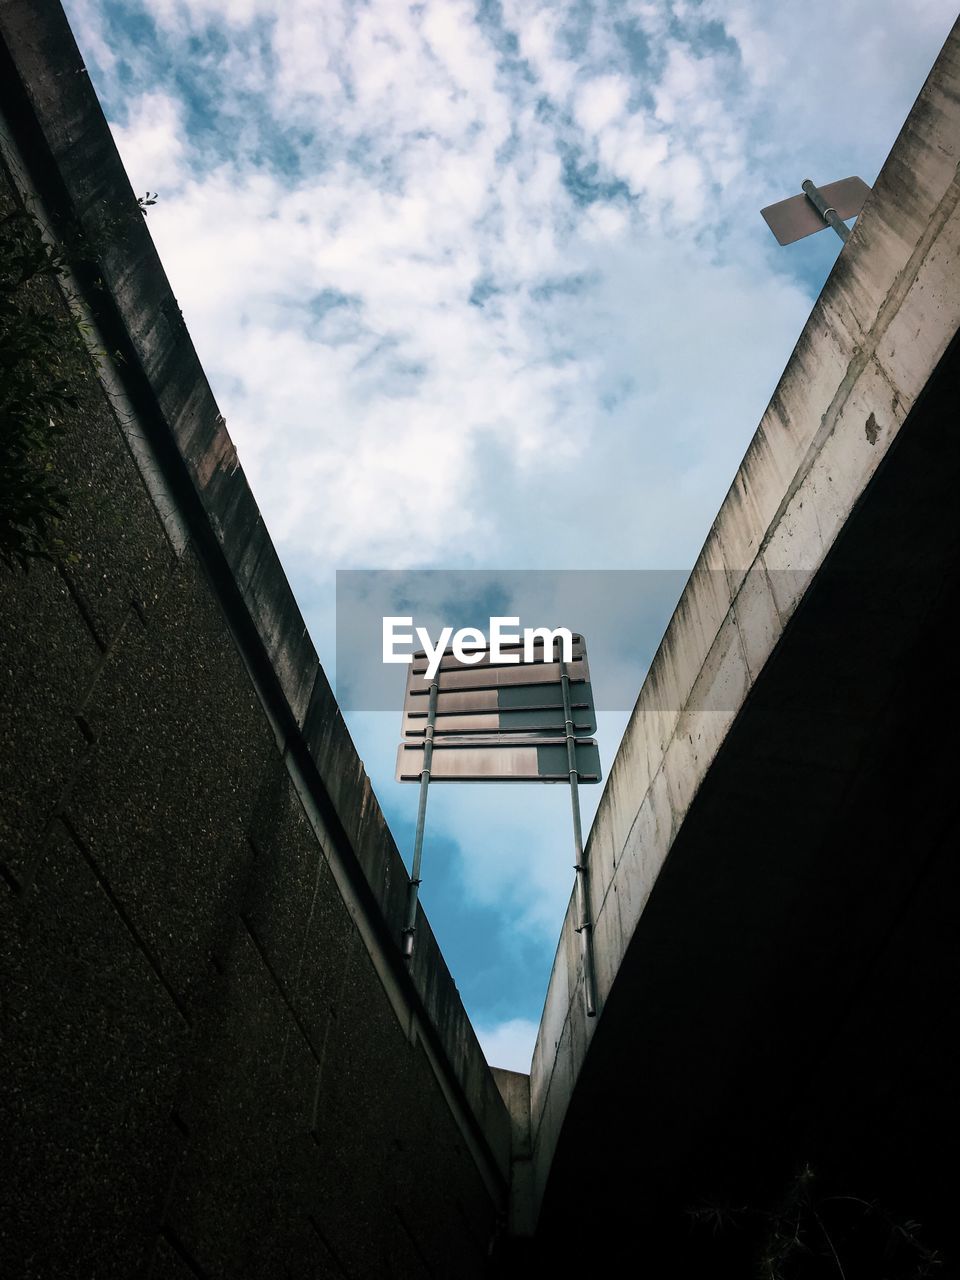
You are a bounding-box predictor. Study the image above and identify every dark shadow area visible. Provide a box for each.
[534,328,960,1276]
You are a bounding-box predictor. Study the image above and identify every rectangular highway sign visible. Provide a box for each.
[396,633,601,782]
[402,677,597,738]
[396,737,602,783]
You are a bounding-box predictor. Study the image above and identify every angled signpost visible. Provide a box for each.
[396,632,602,1015]
[762,175,871,245]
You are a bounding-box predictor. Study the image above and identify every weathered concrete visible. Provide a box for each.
[491,1070,535,1241]
[528,14,960,1265]
[0,4,511,1276]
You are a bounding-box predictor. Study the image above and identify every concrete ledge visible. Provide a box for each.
[528,15,960,1222]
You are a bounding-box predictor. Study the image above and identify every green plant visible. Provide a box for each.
[689,1162,943,1279]
[0,189,94,570]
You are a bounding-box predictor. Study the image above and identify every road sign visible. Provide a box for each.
[397,637,600,780]
[396,737,602,782]
[402,671,597,738]
[761,175,870,245]
[406,653,591,695]
[398,630,601,1013]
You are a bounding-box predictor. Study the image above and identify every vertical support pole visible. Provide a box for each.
[402,678,439,959]
[801,179,850,243]
[560,661,598,1017]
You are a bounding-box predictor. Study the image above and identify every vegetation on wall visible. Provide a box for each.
[0,186,94,571]
[690,1163,943,1278]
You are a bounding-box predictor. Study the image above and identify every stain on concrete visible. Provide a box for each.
[865,412,880,444]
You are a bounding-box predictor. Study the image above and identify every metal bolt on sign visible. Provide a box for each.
[761,175,871,246]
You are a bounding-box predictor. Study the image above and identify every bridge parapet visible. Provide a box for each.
[529,17,960,1222]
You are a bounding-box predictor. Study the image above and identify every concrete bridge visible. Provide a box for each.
[522,18,960,1271]
[3,0,960,1275]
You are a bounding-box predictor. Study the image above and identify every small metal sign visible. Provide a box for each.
[762,175,870,245]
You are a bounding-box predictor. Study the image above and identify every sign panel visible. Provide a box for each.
[761,176,870,245]
[396,738,602,783]
[394,628,601,976]
[402,677,597,738]
[406,654,590,695]
[396,632,601,783]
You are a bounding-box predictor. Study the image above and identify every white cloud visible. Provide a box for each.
[596,114,669,198]
[476,1017,539,1073]
[503,0,578,100]
[702,0,957,179]
[63,0,119,74]
[575,74,631,134]
[109,92,185,193]
[148,0,277,33]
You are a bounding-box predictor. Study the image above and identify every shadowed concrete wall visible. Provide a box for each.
[528,14,960,1253]
[0,4,511,1276]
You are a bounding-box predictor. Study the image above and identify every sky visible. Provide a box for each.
[63,0,958,1071]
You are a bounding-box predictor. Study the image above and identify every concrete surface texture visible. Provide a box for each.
[0,3,512,1276]
[5,0,960,1273]
[529,14,960,1270]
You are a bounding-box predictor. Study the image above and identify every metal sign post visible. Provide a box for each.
[560,658,598,1016]
[800,178,850,243]
[401,676,438,959]
[396,633,602,1017]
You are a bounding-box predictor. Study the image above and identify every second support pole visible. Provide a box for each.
[801,178,850,243]
[402,677,439,959]
[560,660,598,1017]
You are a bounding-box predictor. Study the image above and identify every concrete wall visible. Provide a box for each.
[0,4,511,1276]
[528,17,960,1224]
